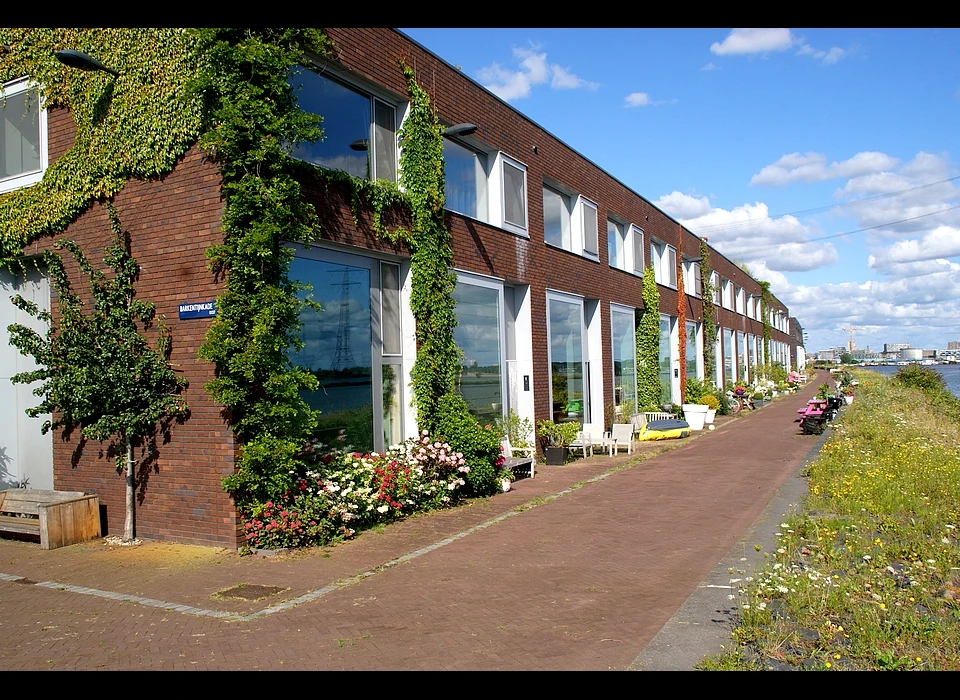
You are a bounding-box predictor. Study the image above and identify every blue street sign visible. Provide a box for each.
[178,301,217,320]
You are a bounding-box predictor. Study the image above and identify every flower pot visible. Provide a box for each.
[844,395,853,405]
[682,403,708,431]
[705,408,716,424]
[501,478,512,493]
[545,447,568,465]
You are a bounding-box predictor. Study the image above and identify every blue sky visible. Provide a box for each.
[400,28,960,354]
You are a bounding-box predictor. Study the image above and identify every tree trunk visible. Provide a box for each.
[124,439,136,541]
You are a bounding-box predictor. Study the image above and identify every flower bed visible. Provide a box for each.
[242,432,474,550]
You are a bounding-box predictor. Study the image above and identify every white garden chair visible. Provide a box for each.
[610,423,634,455]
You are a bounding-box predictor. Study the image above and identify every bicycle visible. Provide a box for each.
[726,392,755,415]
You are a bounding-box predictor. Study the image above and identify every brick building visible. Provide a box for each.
[0,29,800,547]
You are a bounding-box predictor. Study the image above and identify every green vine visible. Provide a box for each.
[699,239,717,384]
[0,29,204,259]
[397,60,460,434]
[190,29,333,507]
[636,264,662,409]
[759,279,773,377]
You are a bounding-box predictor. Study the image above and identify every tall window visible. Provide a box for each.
[548,294,586,423]
[659,316,674,404]
[723,328,735,386]
[611,305,636,414]
[632,225,645,274]
[580,198,598,256]
[1,78,46,194]
[453,277,505,423]
[291,249,404,453]
[501,157,527,235]
[290,68,397,182]
[686,321,699,380]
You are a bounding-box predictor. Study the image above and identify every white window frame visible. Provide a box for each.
[578,196,599,258]
[651,240,677,289]
[682,259,702,298]
[607,218,626,271]
[721,277,733,310]
[631,225,645,274]
[542,183,572,249]
[0,78,48,194]
[735,286,745,315]
[496,153,528,237]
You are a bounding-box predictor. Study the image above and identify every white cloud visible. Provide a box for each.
[710,29,794,56]
[796,43,846,65]
[868,226,960,269]
[701,62,720,71]
[477,45,597,102]
[750,151,900,186]
[551,65,599,91]
[624,92,650,107]
[654,192,837,272]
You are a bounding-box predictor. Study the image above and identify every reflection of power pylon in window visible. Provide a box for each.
[333,268,361,371]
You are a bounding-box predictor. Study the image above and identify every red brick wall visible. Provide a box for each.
[21,107,238,548]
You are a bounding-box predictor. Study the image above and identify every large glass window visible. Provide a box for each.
[453,279,504,423]
[738,330,748,383]
[443,137,486,220]
[686,321,699,380]
[723,328,735,386]
[291,250,403,453]
[1,79,46,194]
[611,305,636,415]
[290,68,396,182]
[659,316,673,405]
[548,295,585,423]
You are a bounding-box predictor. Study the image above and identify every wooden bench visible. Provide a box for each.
[0,489,101,550]
[500,438,535,479]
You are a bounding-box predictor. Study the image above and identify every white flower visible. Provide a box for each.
[863,555,871,561]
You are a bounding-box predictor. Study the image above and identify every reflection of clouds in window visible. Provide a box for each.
[549,299,582,359]
[453,283,500,367]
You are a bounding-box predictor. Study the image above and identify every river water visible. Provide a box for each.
[857,364,960,400]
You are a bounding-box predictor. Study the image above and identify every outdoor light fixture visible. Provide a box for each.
[55,49,119,78]
[442,123,478,138]
[349,138,369,151]
[685,256,704,264]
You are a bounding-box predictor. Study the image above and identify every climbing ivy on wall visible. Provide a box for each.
[0,28,204,260]
[636,265,662,410]
[759,279,773,376]
[190,29,333,506]
[397,60,460,435]
[699,239,717,384]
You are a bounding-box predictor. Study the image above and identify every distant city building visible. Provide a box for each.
[900,348,923,361]
[947,341,960,350]
[885,343,910,353]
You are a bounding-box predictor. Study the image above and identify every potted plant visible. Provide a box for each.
[681,401,708,431]
[843,386,855,405]
[536,420,581,465]
[700,394,720,424]
[499,467,515,492]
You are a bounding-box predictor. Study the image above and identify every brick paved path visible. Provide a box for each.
[0,383,820,670]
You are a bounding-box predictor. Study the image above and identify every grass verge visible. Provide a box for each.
[699,367,960,670]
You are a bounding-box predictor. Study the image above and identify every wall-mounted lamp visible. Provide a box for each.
[55,49,119,78]
[349,138,369,152]
[685,256,704,264]
[442,123,478,138]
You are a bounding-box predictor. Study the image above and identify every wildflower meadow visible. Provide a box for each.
[701,367,960,670]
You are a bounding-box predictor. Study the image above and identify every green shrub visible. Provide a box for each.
[432,394,503,497]
[700,394,720,410]
[894,365,947,393]
[685,377,708,404]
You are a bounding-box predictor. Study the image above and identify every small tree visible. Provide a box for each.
[7,203,188,541]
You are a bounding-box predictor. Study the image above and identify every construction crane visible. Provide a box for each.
[841,324,862,353]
